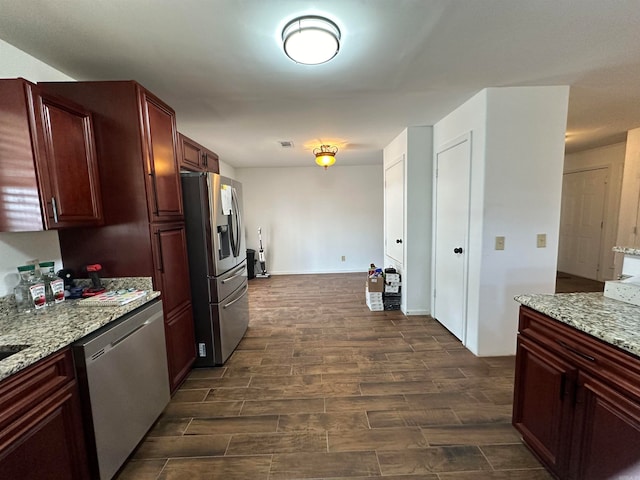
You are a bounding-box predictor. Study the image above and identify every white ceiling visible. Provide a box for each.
[1,0,640,168]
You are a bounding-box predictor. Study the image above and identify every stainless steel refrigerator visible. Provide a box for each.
[181,172,249,366]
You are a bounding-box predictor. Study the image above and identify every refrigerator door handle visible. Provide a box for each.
[230,187,242,258]
[223,284,248,309]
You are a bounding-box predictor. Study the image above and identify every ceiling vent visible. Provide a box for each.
[279,140,294,148]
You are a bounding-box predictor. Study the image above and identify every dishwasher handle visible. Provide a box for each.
[111,320,150,348]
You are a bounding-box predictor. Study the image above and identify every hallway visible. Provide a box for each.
[118,273,550,479]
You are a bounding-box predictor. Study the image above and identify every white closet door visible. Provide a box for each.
[385,156,404,264]
[433,134,471,341]
[558,167,608,280]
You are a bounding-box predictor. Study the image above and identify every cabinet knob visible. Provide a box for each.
[396,239,402,244]
[453,247,463,254]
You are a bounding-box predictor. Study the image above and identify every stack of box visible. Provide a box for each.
[365,276,384,311]
[383,272,401,310]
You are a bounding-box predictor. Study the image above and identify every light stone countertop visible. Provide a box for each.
[613,246,640,256]
[0,277,160,382]
[515,292,640,358]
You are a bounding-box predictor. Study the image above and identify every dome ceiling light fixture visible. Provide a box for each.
[282,15,341,65]
[313,144,338,169]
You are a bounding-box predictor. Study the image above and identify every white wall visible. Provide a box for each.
[434,86,569,356]
[564,142,625,280]
[235,165,383,275]
[0,40,74,296]
[219,160,236,180]
[383,126,433,315]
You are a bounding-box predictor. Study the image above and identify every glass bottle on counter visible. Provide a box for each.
[39,261,64,306]
[14,265,39,313]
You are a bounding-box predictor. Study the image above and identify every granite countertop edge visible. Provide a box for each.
[515,292,640,358]
[0,277,160,382]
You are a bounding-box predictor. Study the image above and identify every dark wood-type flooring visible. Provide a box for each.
[117,273,551,479]
[555,271,604,293]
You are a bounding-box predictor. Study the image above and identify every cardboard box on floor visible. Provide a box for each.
[366,277,384,293]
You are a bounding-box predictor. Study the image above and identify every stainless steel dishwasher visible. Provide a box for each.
[73,299,170,480]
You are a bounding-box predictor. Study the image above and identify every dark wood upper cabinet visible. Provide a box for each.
[178,132,220,173]
[140,91,184,222]
[40,80,195,392]
[0,78,103,231]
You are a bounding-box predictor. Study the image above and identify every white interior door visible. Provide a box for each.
[558,167,608,280]
[385,157,404,264]
[433,135,471,341]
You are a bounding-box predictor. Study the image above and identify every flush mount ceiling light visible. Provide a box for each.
[313,144,338,169]
[282,16,341,65]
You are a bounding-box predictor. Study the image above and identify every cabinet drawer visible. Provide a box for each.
[519,306,640,402]
[0,349,75,433]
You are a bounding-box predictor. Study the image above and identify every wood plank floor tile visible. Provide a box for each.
[452,404,513,424]
[328,426,427,451]
[367,408,460,428]
[161,400,243,418]
[226,432,327,455]
[115,459,167,480]
[181,377,251,389]
[377,446,492,474]
[438,470,553,479]
[325,394,408,412]
[359,380,439,395]
[185,415,279,435]
[480,443,546,470]
[169,389,209,403]
[269,451,380,479]
[421,424,521,446]
[132,434,230,459]
[240,398,325,416]
[158,456,271,480]
[277,412,370,432]
[147,418,191,437]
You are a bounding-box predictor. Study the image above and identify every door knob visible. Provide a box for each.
[396,239,403,244]
[453,247,463,254]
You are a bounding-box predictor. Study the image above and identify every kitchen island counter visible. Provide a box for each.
[0,284,160,382]
[515,291,640,358]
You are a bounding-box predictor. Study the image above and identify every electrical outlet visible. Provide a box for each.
[537,233,547,248]
[495,236,505,250]
[341,255,346,262]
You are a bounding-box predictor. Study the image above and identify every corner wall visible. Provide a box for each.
[433,86,569,356]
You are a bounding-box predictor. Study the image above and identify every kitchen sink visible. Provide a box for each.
[0,345,30,361]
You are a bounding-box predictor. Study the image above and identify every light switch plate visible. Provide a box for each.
[537,233,547,248]
[495,236,505,250]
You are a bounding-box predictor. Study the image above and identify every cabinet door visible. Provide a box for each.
[165,304,197,392]
[180,133,204,170]
[202,149,220,173]
[151,222,193,314]
[151,222,196,391]
[139,89,183,222]
[0,350,89,479]
[513,335,576,477]
[571,373,640,480]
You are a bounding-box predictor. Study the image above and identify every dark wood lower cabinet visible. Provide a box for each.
[165,303,197,390]
[0,349,89,479]
[571,373,640,479]
[151,222,196,391]
[513,336,575,477]
[513,306,640,480]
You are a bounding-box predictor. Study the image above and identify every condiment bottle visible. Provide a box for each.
[39,261,64,306]
[14,265,39,313]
